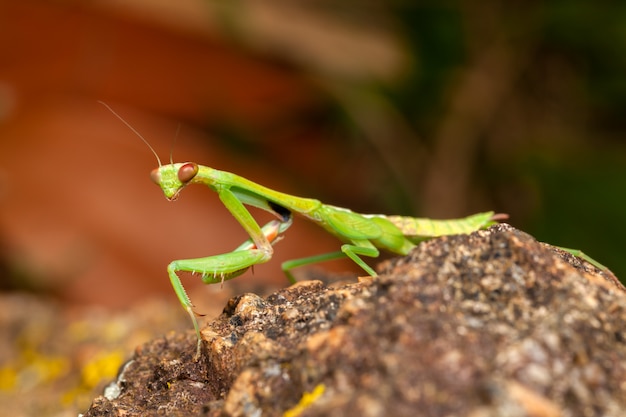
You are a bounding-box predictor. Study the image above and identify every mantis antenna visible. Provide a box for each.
[97,100,162,167]
[169,124,181,165]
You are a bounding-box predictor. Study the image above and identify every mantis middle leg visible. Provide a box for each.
[281,241,379,283]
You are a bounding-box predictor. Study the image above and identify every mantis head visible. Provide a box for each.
[97,101,202,201]
[150,162,199,200]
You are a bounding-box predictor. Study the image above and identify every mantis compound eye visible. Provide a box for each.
[150,168,161,185]
[178,163,199,184]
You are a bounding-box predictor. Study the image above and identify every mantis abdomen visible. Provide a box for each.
[385,211,505,241]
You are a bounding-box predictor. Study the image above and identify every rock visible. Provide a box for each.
[83,224,626,417]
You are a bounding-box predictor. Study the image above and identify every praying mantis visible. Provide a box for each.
[100,102,609,355]
[151,161,507,346]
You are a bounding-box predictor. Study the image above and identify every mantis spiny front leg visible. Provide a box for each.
[168,215,292,353]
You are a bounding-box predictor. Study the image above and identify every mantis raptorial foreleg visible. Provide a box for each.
[169,184,292,356]
[169,218,290,356]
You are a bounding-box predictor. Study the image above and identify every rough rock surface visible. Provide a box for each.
[84,224,626,417]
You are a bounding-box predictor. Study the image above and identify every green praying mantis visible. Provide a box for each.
[100,102,609,355]
[152,162,506,347]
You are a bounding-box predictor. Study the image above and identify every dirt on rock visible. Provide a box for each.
[84,224,626,417]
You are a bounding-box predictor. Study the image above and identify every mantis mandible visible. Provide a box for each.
[100,102,607,356]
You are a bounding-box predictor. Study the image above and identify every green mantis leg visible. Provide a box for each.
[340,243,379,277]
[281,242,379,283]
[281,251,346,284]
[168,250,268,355]
[168,188,292,356]
[555,246,608,271]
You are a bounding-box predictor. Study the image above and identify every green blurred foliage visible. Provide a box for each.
[522,150,626,277]
[390,2,626,280]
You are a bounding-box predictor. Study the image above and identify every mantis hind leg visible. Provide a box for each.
[555,246,608,271]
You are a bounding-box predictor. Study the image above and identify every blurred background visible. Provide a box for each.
[1,0,625,414]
